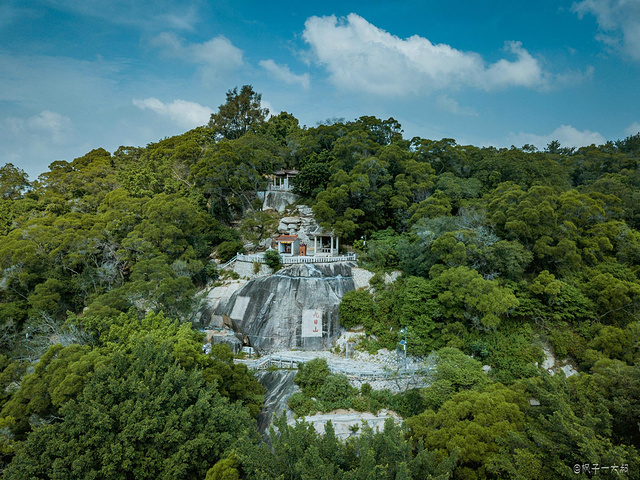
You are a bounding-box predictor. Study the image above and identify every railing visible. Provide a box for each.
[236,353,432,379]
[236,253,266,263]
[267,184,293,192]
[219,255,238,270]
[281,254,356,264]
[234,253,356,265]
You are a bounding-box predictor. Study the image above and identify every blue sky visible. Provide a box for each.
[2,0,639,179]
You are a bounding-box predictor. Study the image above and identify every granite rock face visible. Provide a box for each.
[213,262,356,353]
[254,370,299,433]
[262,190,299,213]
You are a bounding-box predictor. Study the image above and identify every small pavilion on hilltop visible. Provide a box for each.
[270,169,298,191]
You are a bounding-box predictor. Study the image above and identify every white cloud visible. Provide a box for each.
[302,13,558,96]
[572,0,640,61]
[5,110,73,144]
[507,125,606,150]
[2,110,77,179]
[132,98,212,128]
[45,0,200,30]
[625,121,640,135]
[151,32,244,71]
[436,94,478,116]
[259,59,310,89]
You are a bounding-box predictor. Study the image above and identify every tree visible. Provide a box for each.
[338,290,378,330]
[0,163,30,200]
[408,383,526,480]
[436,266,519,329]
[4,337,255,480]
[209,86,269,140]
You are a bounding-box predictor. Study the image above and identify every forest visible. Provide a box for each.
[0,85,639,479]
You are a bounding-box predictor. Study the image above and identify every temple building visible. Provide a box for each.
[275,234,300,255]
[270,169,298,191]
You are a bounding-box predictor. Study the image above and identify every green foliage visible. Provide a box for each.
[209,85,269,140]
[338,290,378,329]
[206,454,241,480]
[294,358,331,398]
[1,93,640,479]
[4,337,254,480]
[217,240,244,263]
[263,249,282,271]
[408,383,526,480]
[436,266,519,329]
[421,348,488,410]
[0,163,30,200]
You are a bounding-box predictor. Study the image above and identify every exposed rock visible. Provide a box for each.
[255,370,299,433]
[293,410,401,439]
[259,238,273,249]
[540,342,578,377]
[352,267,375,290]
[384,271,402,284]
[296,205,313,216]
[214,262,357,353]
[263,191,299,213]
[206,330,243,353]
[191,281,246,328]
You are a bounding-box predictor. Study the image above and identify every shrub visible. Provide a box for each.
[288,392,316,416]
[217,240,244,263]
[319,374,356,410]
[294,358,331,397]
[263,249,282,272]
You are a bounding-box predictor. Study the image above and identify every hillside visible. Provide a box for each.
[0,86,639,479]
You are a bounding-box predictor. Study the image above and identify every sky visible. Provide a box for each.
[2,0,640,180]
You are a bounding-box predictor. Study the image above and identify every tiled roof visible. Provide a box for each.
[276,235,298,242]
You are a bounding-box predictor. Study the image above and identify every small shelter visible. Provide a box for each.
[276,234,300,255]
[308,227,339,256]
[270,169,298,191]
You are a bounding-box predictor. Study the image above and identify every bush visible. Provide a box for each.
[294,358,331,397]
[263,249,282,271]
[288,392,317,416]
[217,240,244,263]
[319,374,356,410]
[338,290,378,329]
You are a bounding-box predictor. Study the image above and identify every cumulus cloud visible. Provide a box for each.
[151,32,244,72]
[436,94,478,116]
[132,98,212,128]
[625,121,640,135]
[507,125,606,150]
[259,59,310,89]
[302,13,558,96]
[572,0,640,61]
[5,110,73,144]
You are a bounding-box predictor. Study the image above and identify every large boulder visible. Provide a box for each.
[213,262,356,353]
[263,191,299,213]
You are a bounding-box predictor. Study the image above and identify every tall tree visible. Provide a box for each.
[209,86,269,140]
[0,163,30,200]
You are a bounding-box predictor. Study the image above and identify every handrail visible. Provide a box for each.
[236,354,433,379]
[235,253,356,265]
[219,255,238,270]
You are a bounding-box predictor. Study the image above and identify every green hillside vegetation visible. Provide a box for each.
[0,86,639,478]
